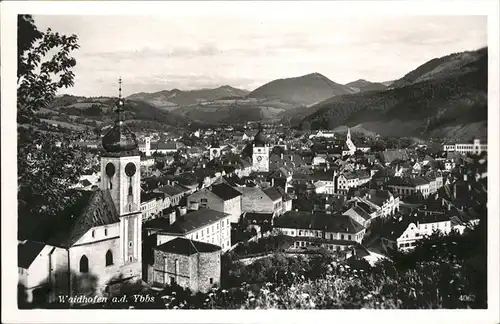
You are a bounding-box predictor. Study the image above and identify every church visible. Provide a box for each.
[18,79,143,304]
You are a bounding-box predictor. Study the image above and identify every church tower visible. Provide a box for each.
[100,78,142,277]
[252,124,269,172]
[209,139,221,161]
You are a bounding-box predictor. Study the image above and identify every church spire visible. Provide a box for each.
[115,77,125,122]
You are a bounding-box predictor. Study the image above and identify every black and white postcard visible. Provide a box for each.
[2,1,499,323]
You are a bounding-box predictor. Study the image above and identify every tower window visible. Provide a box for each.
[128,185,133,196]
[129,241,133,248]
[129,256,133,262]
[104,228,108,236]
[109,182,112,190]
[91,230,95,238]
[105,250,113,266]
[79,255,89,273]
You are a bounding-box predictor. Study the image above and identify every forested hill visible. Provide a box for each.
[301,47,487,141]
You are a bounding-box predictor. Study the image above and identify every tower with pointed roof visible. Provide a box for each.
[345,126,356,155]
[252,124,269,172]
[100,78,142,277]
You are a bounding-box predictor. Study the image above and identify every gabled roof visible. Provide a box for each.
[154,237,221,256]
[211,183,242,201]
[263,187,282,201]
[46,190,120,248]
[18,241,46,269]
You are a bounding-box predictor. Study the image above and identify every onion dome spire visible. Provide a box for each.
[101,77,139,155]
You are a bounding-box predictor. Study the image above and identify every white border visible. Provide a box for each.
[2,1,499,324]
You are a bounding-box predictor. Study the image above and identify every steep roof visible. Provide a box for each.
[211,183,242,201]
[263,187,282,201]
[18,241,46,269]
[46,190,120,248]
[154,237,221,256]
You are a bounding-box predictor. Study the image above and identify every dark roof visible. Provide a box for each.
[211,183,242,201]
[275,211,364,234]
[263,187,282,201]
[46,190,120,247]
[143,208,230,234]
[154,237,221,256]
[18,241,46,269]
[155,185,184,197]
[245,212,274,224]
[80,179,92,187]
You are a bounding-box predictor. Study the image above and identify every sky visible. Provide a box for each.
[31,14,487,97]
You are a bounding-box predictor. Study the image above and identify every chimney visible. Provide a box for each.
[448,203,452,211]
[463,174,467,181]
[271,178,275,187]
[169,211,176,225]
[178,206,187,216]
[281,153,284,159]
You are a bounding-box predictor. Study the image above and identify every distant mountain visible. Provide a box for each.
[390,48,487,88]
[248,72,357,106]
[345,79,388,93]
[300,47,487,141]
[45,95,193,131]
[126,85,250,111]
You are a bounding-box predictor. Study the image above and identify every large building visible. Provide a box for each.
[18,80,143,303]
[187,183,242,223]
[443,139,487,155]
[148,238,221,293]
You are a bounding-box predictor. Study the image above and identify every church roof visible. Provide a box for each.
[18,241,46,269]
[46,190,121,248]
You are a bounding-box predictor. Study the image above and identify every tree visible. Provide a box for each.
[17,15,85,238]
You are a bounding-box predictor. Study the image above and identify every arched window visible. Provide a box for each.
[104,228,108,236]
[105,250,113,266]
[80,255,89,273]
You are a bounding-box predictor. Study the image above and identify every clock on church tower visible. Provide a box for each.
[100,78,142,267]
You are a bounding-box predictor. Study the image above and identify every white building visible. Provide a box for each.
[443,139,487,155]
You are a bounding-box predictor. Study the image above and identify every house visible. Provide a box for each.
[336,170,371,194]
[154,185,184,207]
[386,177,431,198]
[273,211,366,252]
[380,212,453,252]
[148,238,221,293]
[236,187,282,216]
[187,183,242,223]
[143,208,232,252]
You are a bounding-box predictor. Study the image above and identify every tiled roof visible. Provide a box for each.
[143,208,229,234]
[245,212,274,224]
[46,190,120,247]
[275,211,364,234]
[18,241,45,269]
[211,183,242,201]
[154,237,221,256]
[155,185,184,197]
[263,187,282,201]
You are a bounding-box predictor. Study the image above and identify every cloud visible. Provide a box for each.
[35,15,486,96]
